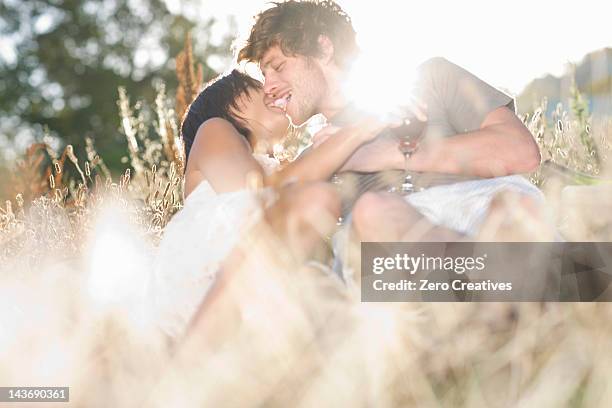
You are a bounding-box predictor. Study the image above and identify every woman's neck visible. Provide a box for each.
[250,136,273,156]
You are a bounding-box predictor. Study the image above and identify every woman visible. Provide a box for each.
[152,70,393,340]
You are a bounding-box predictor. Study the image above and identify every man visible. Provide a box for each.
[237,0,542,242]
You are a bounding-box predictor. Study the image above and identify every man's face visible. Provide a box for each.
[260,45,327,126]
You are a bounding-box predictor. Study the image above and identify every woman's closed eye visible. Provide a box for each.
[274,62,285,72]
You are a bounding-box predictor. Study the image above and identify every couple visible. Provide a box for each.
[153,0,544,341]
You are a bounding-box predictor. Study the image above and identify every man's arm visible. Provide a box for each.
[409,105,541,176]
[340,108,540,176]
[340,58,541,177]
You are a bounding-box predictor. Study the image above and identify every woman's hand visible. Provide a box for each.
[312,115,402,149]
[354,115,404,143]
[312,125,340,148]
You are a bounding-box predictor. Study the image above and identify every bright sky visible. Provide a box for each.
[166,0,612,95]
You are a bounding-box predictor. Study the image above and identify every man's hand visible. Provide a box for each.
[394,96,428,123]
[330,99,428,174]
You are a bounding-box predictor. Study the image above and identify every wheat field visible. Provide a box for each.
[1,38,612,407]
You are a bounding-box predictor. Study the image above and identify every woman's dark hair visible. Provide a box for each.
[181,69,262,164]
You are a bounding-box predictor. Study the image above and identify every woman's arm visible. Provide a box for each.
[265,118,390,188]
[190,117,392,194]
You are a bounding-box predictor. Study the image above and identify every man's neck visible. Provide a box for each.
[320,93,349,122]
[318,66,350,122]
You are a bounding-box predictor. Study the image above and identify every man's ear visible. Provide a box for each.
[317,35,335,65]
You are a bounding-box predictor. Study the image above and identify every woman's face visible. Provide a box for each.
[235,87,289,151]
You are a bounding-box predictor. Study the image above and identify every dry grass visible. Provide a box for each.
[1,38,612,406]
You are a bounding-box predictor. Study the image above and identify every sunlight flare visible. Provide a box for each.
[87,204,151,310]
[344,50,419,118]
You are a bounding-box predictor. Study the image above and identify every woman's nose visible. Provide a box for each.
[263,80,279,98]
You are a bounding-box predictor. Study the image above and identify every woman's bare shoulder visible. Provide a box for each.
[190,118,251,157]
[195,117,246,143]
[186,117,261,193]
[199,117,237,131]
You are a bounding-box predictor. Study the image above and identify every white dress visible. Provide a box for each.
[152,154,280,340]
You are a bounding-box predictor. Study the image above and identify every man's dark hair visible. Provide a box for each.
[181,69,261,164]
[237,0,358,69]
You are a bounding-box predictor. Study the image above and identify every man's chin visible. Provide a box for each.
[287,111,310,127]
[291,119,307,127]
[288,115,305,127]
